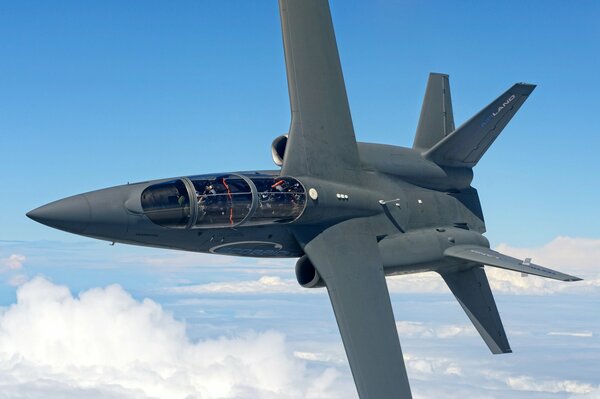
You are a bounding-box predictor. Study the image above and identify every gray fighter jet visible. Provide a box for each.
[27,0,581,398]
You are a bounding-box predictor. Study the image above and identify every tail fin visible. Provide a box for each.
[424,83,536,168]
[413,73,455,150]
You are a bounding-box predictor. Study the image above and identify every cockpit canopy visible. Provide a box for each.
[141,173,306,229]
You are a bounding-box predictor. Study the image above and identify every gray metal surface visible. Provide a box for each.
[425,83,536,167]
[300,218,412,399]
[279,0,361,183]
[445,245,582,281]
[413,73,455,150]
[441,266,512,354]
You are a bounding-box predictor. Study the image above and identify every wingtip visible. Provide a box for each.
[514,82,537,95]
[566,277,583,282]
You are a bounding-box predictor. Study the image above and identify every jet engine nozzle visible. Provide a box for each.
[295,255,325,288]
[271,134,288,166]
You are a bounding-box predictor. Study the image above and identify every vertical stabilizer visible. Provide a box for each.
[413,73,455,150]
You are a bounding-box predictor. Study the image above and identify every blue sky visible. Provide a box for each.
[0,1,599,398]
[1,0,599,245]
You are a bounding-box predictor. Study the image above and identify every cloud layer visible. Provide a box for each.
[0,254,25,270]
[0,277,343,399]
[166,236,600,296]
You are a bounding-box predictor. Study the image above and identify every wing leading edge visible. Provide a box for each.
[279,0,361,183]
[296,219,412,399]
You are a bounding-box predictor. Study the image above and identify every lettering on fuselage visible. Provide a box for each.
[480,94,516,129]
[209,241,300,258]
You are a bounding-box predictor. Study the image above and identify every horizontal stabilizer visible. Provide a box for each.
[440,266,511,354]
[425,83,536,167]
[444,245,582,282]
[413,73,455,150]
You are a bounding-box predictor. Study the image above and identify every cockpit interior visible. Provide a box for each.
[141,173,306,229]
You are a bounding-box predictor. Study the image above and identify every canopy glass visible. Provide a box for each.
[141,173,306,229]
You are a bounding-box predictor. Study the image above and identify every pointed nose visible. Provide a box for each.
[27,194,91,234]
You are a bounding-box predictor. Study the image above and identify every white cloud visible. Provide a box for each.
[386,236,600,296]
[0,277,343,399]
[495,236,600,275]
[166,273,448,296]
[506,375,595,394]
[7,274,28,287]
[403,354,464,378]
[123,251,294,271]
[169,275,311,295]
[293,351,344,364]
[487,236,600,295]
[160,236,600,297]
[0,253,26,270]
[547,331,593,338]
[396,321,476,339]
[570,388,600,399]
[387,272,449,294]
[129,251,241,267]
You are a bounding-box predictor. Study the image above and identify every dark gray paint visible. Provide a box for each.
[425,83,536,168]
[414,73,455,150]
[27,1,581,398]
[298,219,412,398]
[441,266,511,354]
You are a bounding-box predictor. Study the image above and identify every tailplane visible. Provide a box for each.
[424,82,536,168]
[440,266,512,354]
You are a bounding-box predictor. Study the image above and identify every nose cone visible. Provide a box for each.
[27,194,91,234]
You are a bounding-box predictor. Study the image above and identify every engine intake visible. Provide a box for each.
[271,134,288,166]
[295,255,325,288]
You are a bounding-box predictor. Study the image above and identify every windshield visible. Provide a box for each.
[140,179,191,228]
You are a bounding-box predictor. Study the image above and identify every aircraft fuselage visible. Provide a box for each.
[28,143,487,276]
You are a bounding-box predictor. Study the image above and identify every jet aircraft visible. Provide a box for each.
[27,0,582,398]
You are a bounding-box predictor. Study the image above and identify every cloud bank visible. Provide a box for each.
[0,277,343,399]
[0,253,25,271]
[167,236,600,296]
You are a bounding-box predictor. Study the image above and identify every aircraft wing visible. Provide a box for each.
[297,219,412,399]
[444,245,582,281]
[279,0,361,183]
[440,266,511,354]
